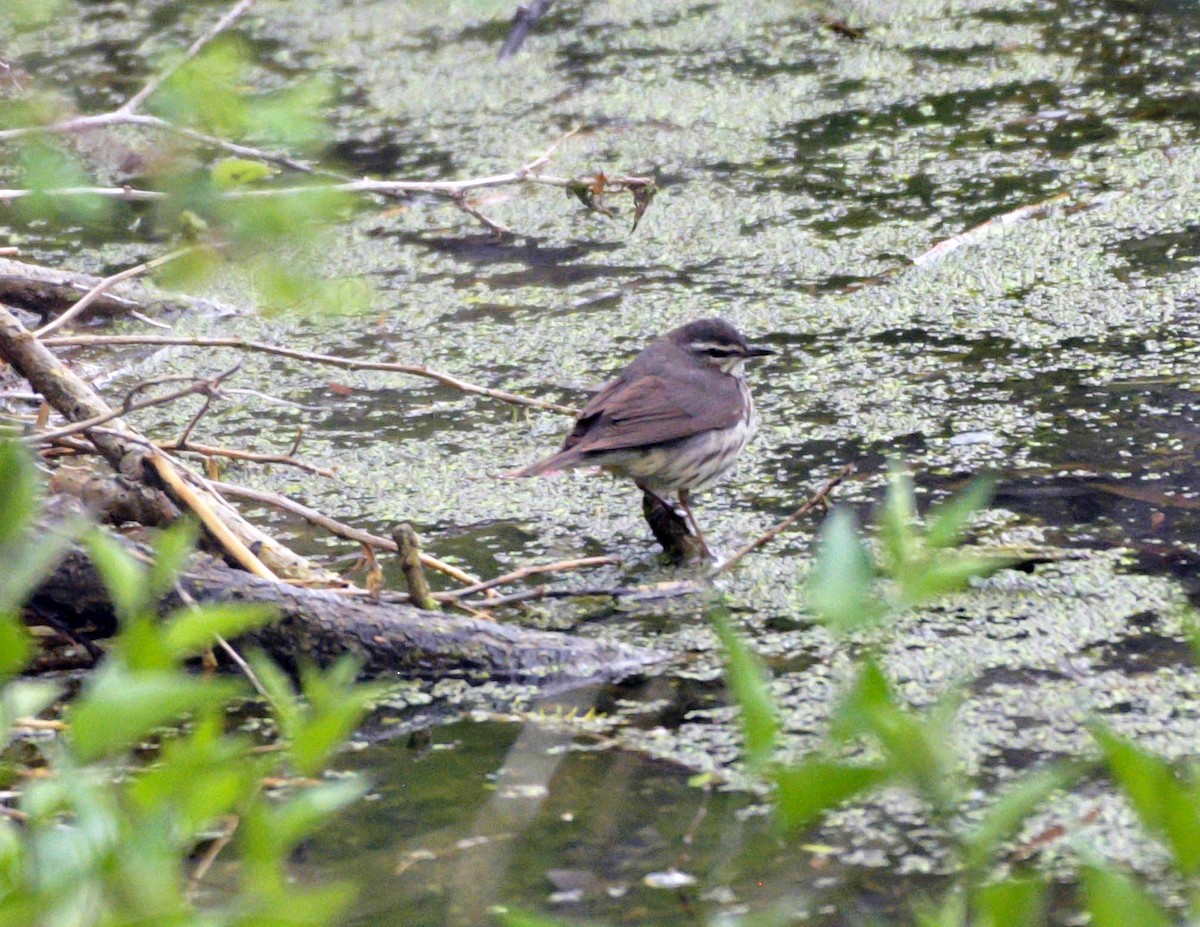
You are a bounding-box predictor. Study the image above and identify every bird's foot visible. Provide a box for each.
[641,490,709,564]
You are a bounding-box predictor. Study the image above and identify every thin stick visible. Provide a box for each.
[0,805,29,824]
[24,370,232,445]
[472,578,700,609]
[209,479,480,586]
[444,555,619,600]
[912,193,1070,268]
[710,464,855,577]
[120,0,259,115]
[187,816,240,893]
[0,184,166,203]
[215,634,273,702]
[42,334,578,416]
[12,717,66,731]
[35,246,197,337]
[148,451,277,580]
[159,439,333,477]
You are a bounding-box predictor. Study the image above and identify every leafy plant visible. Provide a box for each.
[0,437,373,926]
[716,466,1083,926]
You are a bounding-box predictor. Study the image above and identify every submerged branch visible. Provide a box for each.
[711,465,855,577]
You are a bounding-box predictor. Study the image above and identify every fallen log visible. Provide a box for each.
[30,543,668,684]
[0,255,233,326]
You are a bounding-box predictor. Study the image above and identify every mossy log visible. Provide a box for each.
[30,544,668,685]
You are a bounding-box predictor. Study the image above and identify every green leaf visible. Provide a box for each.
[229,883,358,927]
[162,603,276,659]
[808,507,884,636]
[68,665,241,761]
[500,913,572,927]
[772,759,889,832]
[0,0,66,30]
[146,518,200,604]
[246,650,300,729]
[15,140,111,226]
[211,158,273,189]
[899,553,1011,606]
[84,529,147,622]
[832,661,957,810]
[0,680,59,725]
[963,763,1081,873]
[151,37,251,137]
[1094,723,1200,877]
[913,891,967,927]
[0,614,31,680]
[711,609,779,771]
[129,716,259,837]
[1081,864,1172,927]
[0,440,38,549]
[925,475,996,549]
[262,779,367,850]
[878,463,919,572]
[248,77,333,152]
[973,877,1046,927]
[290,707,366,778]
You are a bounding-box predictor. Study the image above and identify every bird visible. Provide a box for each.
[506,318,775,558]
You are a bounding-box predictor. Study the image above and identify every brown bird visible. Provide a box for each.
[507,318,775,557]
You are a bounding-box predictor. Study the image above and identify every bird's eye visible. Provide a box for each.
[704,348,733,358]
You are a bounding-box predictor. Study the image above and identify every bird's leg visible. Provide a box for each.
[639,484,673,513]
[677,489,711,559]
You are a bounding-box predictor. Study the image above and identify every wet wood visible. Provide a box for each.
[393,523,439,610]
[30,545,668,684]
[0,302,332,582]
[0,256,230,325]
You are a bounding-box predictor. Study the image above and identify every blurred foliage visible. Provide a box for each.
[2,32,371,316]
[0,0,65,31]
[0,438,372,926]
[713,466,1200,926]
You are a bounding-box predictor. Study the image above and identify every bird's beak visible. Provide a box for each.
[744,344,777,358]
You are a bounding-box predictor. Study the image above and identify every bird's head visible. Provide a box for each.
[668,318,776,376]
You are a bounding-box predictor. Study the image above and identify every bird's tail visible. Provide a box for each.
[501,448,579,479]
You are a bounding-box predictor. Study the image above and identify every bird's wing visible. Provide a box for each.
[565,368,743,454]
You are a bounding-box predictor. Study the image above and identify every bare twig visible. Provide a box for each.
[35,247,197,337]
[159,439,333,477]
[147,450,277,580]
[912,193,1070,268]
[208,479,480,586]
[120,0,259,116]
[12,717,66,731]
[129,310,173,329]
[23,366,237,446]
[450,193,512,236]
[0,121,653,234]
[0,184,166,203]
[444,555,619,600]
[470,578,701,609]
[710,465,855,577]
[41,334,578,416]
[187,815,240,893]
[215,634,273,702]
[175,364,241,448]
